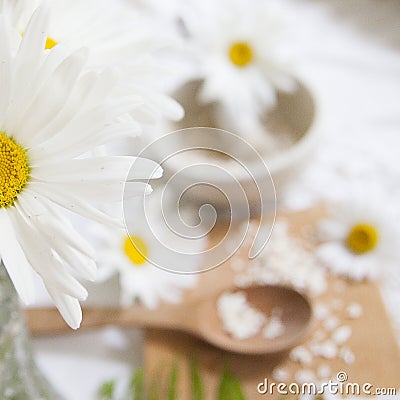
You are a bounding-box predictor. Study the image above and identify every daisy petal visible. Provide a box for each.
[31,97,143,160]
[32,156,151,182]
[35,69,99,142]
[0,209,35,304]
[37,67,121,144]
[0,15,12,126]
[82,68,120,110]
[16,193,97,281]
[316,242,353,277]
[141,91,184,121]
[18,47,87,145]
[5,6,49,134]
[46,287,82,330]
[128,157,163,180]
[12,209,88,300]
[22,190,95,259]
[28,182,122,228]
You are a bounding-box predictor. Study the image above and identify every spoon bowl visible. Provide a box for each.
[197,285,312,354]
[26,284,312,355]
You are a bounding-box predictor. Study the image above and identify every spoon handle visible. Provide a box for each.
[25,306,191,335]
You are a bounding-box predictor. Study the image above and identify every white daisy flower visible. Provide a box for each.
[0,8,162,328]
[136,0,183,23]
[1,0,184,123]
[93,191,205,309]
[179,0,297,137]
[316,198,399,281]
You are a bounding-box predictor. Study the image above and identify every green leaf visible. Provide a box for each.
[217,368,245,400]
[98,380,116,400]
[148,368,161,400]
[167,362,179,400]
[129,368,144,400]
[190,360,204,400]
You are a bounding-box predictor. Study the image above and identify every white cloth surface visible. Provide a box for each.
[32,328,143,400]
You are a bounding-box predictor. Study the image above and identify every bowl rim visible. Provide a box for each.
[153,78,320,183]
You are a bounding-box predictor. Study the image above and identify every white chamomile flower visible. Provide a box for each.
[316,199,399,281]
[180,0,297,137]
[94,192,205,309]
[1,0,184,123]
[0,8,162,329]
[137,0,183,24]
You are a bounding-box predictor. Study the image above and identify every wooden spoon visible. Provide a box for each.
[26,285,312,355]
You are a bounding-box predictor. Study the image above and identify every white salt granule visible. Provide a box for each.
[272,367,289,382]
[317,364,331,379]
[323,316,340,331]
[235,220,327,297]
[217,291,266,340]
[346,302,363,319]
[234,274,252,288]
[263,311,285,340]
[290,346,313,365]
[310,340,338,359]
[231,258,246,271]
[314,303,330,320]
[312,330,326,342]
[339,347,355,365]
[332,325,352,345]
[295,369,316,384]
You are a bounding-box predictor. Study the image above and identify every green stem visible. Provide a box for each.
[0,262,63,400]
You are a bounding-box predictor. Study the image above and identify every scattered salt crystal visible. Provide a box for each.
[314,303,330,320]
[217,291,266,340]
[323,316,340,331]
[295,369,316,384]
[317,364,331,379]
[236,220,327,297]
[290,346,313,366]
[250,258,262,269]
[310,340,338,359]
[272,367,289,382]
[263,315,285,339]
[332,325,352,345]
[339,347,355,365]
[234,274,252,288]
[346,302,363,319]
[231,258,246,271]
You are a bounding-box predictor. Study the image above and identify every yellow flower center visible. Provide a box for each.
[229,41,253,67]
[21,32,58,50]
[45,36,58,50]
[346,223,378,254]
[123,236,148,266]
[0,133,30,208]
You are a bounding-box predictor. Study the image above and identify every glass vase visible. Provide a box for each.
[0,262,63,399]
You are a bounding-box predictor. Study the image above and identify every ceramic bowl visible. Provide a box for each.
[144,79,318,219]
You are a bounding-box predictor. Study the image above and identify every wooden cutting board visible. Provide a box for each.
[143,208,400,399]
